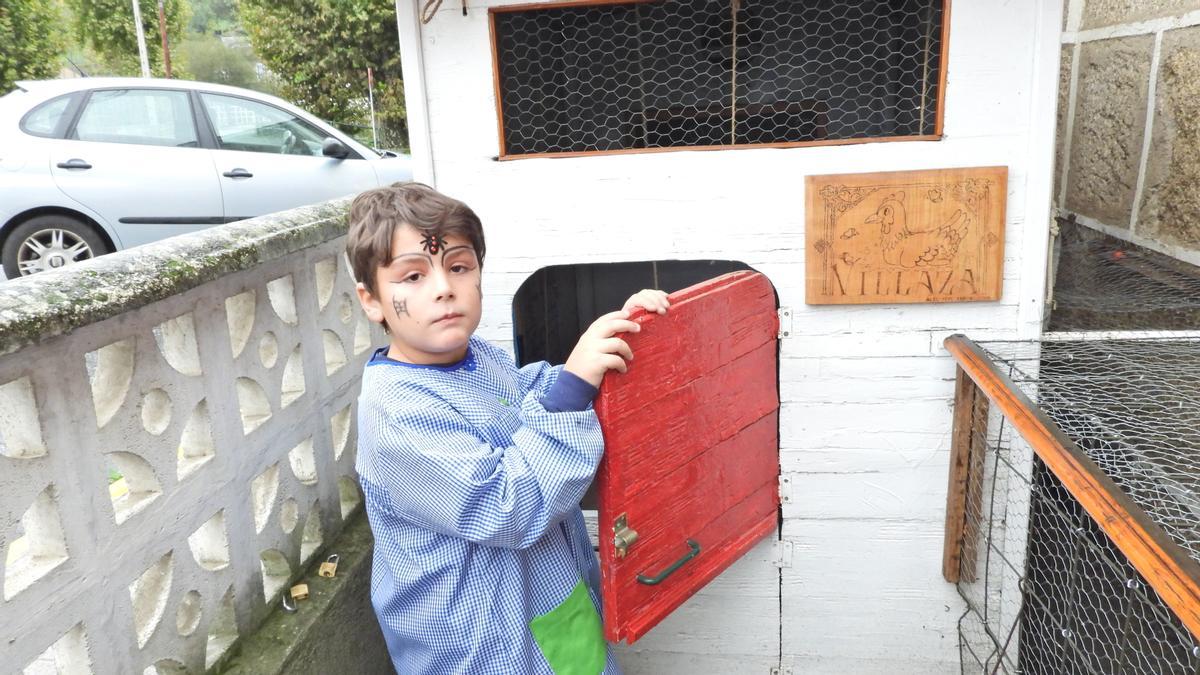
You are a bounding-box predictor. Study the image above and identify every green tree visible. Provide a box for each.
[65,0,190,77]
[188,0,235,35]
[237,0,406,150]
[0,0,67,93]
[179,34,276,92]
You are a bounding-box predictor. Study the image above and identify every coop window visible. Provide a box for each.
[489,0,948,158]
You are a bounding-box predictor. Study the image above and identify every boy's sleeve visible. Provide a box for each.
[540,369,597,412]
[373,394,603,550]
[516,359,559,397]
[516,355,599,412]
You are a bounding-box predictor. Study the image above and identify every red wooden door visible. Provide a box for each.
[594,270,780,644]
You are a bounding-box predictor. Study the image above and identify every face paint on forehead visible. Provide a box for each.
[420,233,447,255]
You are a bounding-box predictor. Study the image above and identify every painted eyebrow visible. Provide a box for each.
[387,252,433,265]
[442,245,476,258]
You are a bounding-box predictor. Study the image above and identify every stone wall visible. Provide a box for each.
[0,199,387,673]
[1058,0,1200,264]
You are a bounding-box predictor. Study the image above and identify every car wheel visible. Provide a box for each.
[1,214,111,278]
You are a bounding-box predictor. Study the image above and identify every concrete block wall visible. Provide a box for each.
[397,0,1063,671]
[0,200,384,673]
[1058,0,1200,266]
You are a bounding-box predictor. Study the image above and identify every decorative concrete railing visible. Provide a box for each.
[0,198,382,674]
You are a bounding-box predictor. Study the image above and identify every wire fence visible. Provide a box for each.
[1050,217,1200,331]
[491,0,945,156]
[952,338,1200,674]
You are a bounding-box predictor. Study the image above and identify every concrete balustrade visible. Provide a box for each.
[0,198,382,674]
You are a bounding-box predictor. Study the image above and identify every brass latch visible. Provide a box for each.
[613,513,639,558]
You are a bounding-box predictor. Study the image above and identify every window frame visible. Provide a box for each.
[488,0,952,160]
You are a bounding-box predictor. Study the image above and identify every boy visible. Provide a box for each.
[348,182,669,674]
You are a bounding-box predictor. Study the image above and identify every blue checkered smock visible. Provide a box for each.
[356,336,621,674]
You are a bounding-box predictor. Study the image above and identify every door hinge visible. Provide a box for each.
[772,540,794,569]
[613,513,639,559]
[777,307,792,339]
[778,475,792,505]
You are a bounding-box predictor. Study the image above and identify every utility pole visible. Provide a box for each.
[131,0,151,77]
[157,0,172,78]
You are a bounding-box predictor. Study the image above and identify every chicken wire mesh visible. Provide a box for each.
[953,338,1200,674]
[491,0,945,156]
[1049,217,1200,331]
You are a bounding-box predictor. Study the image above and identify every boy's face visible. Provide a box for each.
[356,223,482,365]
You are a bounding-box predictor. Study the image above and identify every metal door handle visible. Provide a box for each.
[56,159,92,170]
[222,168,253,178]
[636,539,701,586]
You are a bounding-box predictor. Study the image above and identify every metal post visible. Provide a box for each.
[367,67,379,149]
[157,0,172,78]
[131,0,151,77]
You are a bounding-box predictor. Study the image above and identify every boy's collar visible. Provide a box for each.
[368,346,477,372]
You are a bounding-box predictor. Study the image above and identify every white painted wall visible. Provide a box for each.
[397,0,1063,671]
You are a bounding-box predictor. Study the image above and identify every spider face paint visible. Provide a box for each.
[392,297,409,318]
[421,233,447,255]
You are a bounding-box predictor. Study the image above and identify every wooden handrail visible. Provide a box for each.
[943,334,1200,640]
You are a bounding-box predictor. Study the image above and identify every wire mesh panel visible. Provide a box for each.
[1050,218,1200,331]
[491,0,946,156]
[955,399,1032,675]
[952,338,1200,674]
[987,338,1200,566]
[1020,462,1200,675]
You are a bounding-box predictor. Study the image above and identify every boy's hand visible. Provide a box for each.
[623,289,670,315]
[564,310,641,388]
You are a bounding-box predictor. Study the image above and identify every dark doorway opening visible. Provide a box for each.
[511,259,756,367]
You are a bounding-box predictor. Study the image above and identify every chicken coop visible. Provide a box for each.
[390,0,1063,672]
[373,0,1200,672]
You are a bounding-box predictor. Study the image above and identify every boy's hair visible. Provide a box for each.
[347,182,486,296]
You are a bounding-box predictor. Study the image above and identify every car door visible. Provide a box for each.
[47,88,225,249]
[197,93,379,220]
[594,270,780,644]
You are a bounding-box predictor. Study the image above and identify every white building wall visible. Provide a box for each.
[399,0,1063,671]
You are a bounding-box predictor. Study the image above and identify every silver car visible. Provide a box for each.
[0,78,412,277]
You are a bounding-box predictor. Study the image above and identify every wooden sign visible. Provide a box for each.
[805,166,1007,305]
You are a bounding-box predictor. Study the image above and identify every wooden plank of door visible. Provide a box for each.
[596,270,780,644]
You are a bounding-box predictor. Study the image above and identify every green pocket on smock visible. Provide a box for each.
[528,578,606,674]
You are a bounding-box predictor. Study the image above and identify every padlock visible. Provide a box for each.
[319,554,340,578]
[290,583,309,601]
